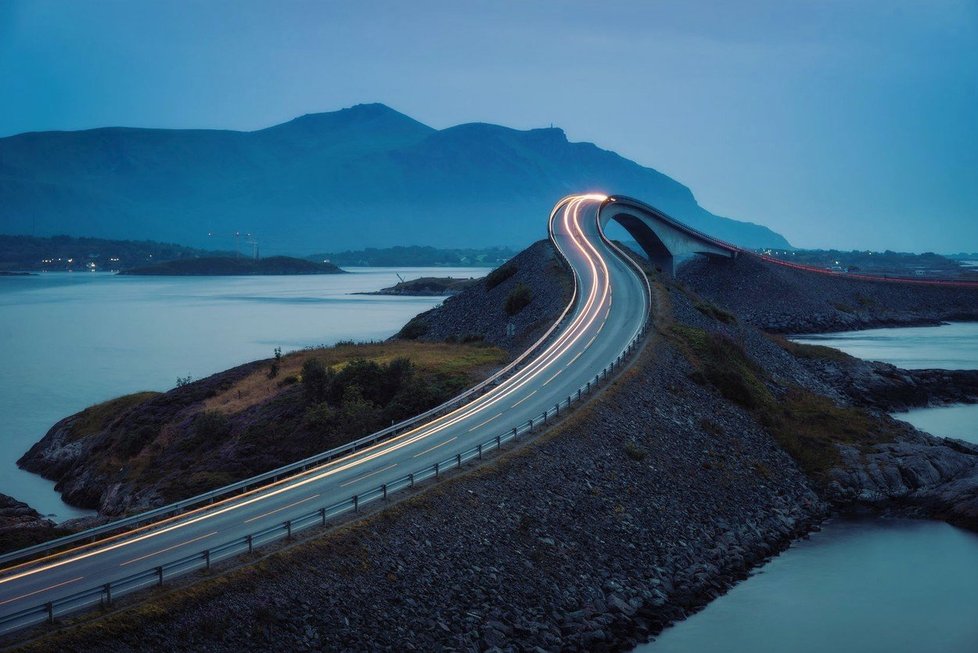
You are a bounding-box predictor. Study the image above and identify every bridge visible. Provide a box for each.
[599,195,739,276]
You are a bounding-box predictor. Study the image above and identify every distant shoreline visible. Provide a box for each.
[121,255,345,276]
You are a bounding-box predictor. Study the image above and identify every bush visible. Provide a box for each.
[301,359,331,403]
[485,263,517,290]
[193,411,231,444]
[505,283,533,316]
[397,317,429,340]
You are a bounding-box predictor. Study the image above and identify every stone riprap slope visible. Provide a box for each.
[20,281,833,652]
[679,254,978,333]
[397,239,573,354]
[14,254,978,651]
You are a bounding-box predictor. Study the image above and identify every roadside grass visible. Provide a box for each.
[204,341,507,415]
[669,324,895,481]
[767,334,855,364]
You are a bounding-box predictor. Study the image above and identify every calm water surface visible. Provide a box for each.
[792,322,978,370]
[644,519,978,653]
[794,322,978,444]
[643,323,978,652]
[0,269,488,520]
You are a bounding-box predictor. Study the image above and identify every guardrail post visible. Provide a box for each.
[157,566,164,586]
[555,402,560,416]
[528,418,534,432]
[543,410,548,424]
[286,520,293,539]
[512,426,518,442]
[478,443,483,460]
[46,601,54,624]
[409,473,415,488]
[456,453,462,469]
[204,549,211,571]
[435,462,440,478]
[496,434,502,448]
[247,534,254,554]
[382,484,388,501]
[577,388,581,400]
[104,583,112,607]
[321,507,327,525]
[353,496,359,512]
[586,381,591,393]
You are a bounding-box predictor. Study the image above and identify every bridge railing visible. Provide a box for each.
[0,309,650,637]
[0,253,582,571]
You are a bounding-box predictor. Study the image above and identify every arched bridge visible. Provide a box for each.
[598,195,739,276]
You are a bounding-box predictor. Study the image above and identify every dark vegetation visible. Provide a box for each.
[122,256,344,276]
[484,263,518,290]
[311,245,514,267]
[670,325,895,481]
[504,282,533,316]
[365,276,480,296]
[19,342,507,513]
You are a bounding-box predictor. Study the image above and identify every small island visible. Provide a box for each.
[121,256,345,276]
[360,276,481,296]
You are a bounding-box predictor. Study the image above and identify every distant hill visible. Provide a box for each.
[122,256,343,276]
[0,234,229,272]
[0,103,790,252]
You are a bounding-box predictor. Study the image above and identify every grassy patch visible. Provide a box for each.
[693,299,737,325]
[831,302,854,314]
[484,263,518,290]
[768,334,854,364]
[623,440,646,461]
[504,283,532,316]
[67,392,160,442]
[203,341,506,416]
[671,325,893,481]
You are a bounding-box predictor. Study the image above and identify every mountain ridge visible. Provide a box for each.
[0,103,790,253]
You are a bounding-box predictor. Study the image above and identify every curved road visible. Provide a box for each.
[0,194,650,633]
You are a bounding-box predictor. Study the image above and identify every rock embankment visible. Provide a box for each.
[21,282,829,652]
[14,246,978,651]
[0,493,71,555]
[397,240,573,354]
[679,254,978,333]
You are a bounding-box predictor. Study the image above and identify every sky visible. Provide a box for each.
[1,0,976,253]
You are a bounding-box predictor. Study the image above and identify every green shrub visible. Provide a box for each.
[505,283,533,316]
[397,317,429,340]
[485,263,518,290]
[193,411,231,444]
[301,358,331,403]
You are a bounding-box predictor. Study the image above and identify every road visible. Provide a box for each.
[0,194,651,633]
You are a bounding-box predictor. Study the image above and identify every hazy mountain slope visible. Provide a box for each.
[0,103,789,252]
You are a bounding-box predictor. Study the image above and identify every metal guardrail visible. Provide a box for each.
[0,252,581,571]
[0,196,656,635]
[0,307,650,636]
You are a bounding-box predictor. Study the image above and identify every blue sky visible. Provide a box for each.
[1,0,976,252]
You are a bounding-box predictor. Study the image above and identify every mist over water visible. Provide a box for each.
[0,269,488,520]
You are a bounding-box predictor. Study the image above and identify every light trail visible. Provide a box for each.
[119,532,218,567]
[0,193,644,625]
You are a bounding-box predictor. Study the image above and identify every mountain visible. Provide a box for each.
[0,103,790,253]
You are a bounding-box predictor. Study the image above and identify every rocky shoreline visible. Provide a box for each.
[8,246,978,651]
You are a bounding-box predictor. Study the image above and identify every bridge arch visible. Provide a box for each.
[598,196,739,276]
